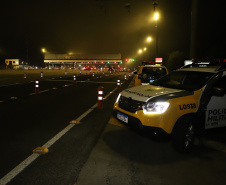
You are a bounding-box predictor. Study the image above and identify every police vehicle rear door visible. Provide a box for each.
[205,72,226,129]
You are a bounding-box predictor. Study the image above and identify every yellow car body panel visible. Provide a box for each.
[114,89,202,134]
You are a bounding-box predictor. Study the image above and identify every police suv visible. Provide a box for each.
[134,62,168,86]
[113,61,226,152]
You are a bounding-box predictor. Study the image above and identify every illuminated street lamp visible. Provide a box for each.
[138,49,142,54]
[41,48,46,53]
[41,48,46,67]
[154,12,159,20]
[147,36,152,42]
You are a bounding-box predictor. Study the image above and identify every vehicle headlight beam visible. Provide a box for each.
[143,102,169,114]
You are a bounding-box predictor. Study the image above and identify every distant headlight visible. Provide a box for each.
[115,93,121,103]
[143,102,169,114]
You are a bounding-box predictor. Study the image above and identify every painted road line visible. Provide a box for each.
[76,104,97,121]
[0,106,94,185]
[29,89,50,95]
[0,87,117,185]
[42,124,75,149]
[45,79,119,84]
[0,83,24,87]
[0,153,40,185]
[104,88,118,99]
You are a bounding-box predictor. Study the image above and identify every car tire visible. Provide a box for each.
[172,116,195,153]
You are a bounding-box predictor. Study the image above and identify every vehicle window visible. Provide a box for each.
[153,71,214,91]
[212,76,226,90]
[142,67,166,75]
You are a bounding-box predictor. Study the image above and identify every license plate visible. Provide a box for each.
[117,112,128,123]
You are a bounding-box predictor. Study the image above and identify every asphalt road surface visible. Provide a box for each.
[0,70,226,185]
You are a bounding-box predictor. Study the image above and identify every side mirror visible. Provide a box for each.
[212,87,226,97]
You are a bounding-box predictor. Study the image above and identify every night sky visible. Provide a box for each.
[0,0,225,66]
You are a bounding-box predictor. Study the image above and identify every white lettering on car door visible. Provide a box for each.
[205,95,226,129]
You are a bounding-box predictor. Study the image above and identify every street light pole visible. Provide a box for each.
[153,1,158,61]
[147,36,152,61]
[154,12,159,59]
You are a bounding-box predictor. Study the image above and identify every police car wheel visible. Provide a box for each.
[172,117,195,153]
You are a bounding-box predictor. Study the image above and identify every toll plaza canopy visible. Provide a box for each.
[44,53,123,68]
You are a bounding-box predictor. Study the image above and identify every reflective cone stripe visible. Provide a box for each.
[73,74,76,84]
[35,79,39,93]
[41,72,43,80]
[117,78,120,90]
[24,73,27,82]
[97,87,104,108]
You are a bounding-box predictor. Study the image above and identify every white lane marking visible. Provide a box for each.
[0,153,39,185]
[104,88,117,99]
[29,90,50,95]
[0,87,117,185]
[0,83,23,87]
[46,79,119,84]
[42,124,75,148]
